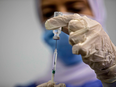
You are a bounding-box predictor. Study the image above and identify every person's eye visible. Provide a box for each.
[43,12,54,19]
[67,2,86,14]
[69,8,84,13]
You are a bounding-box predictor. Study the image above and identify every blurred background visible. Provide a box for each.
[0,0,116,87]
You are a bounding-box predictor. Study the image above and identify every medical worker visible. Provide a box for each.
[16,0,116,87]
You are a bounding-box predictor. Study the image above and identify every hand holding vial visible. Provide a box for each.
[45,13,116,83]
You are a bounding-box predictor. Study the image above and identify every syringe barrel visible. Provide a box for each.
[52,49,57,70]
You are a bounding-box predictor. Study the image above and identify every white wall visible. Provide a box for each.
[0,0,116,87]
[0,0,51,87]
[104,0,116,45]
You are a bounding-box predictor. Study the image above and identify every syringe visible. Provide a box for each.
[51,12,63,82]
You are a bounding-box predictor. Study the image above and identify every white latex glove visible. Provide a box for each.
[36,80,66,87]
[45,14,116,83]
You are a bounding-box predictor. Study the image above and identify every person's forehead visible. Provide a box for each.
[41,0,86,6]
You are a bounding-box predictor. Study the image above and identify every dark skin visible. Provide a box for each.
[40,0,94,34]
[41,0,94,22]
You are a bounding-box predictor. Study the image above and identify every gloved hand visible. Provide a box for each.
[45,14,116,83]
[36,80,66,87]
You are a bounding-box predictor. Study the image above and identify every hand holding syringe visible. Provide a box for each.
[51,12,63,82]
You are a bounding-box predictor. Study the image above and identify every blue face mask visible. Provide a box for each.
[42,28,82,66]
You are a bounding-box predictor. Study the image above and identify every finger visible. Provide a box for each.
[45,14,81,30]
[68,18,89,45]
[68,16,100,33]
[68,15,101,45]
[72,44,87,56]
[58,83,66,87]
[68,19,86,33]
[72,30,99,56]
[69,28,88,45]
[69,34,86,46]
[37,83,48,87]
[54,83,66,87]
[47,81,55,87]
[82,16,100,29]
[36,81,55,87]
